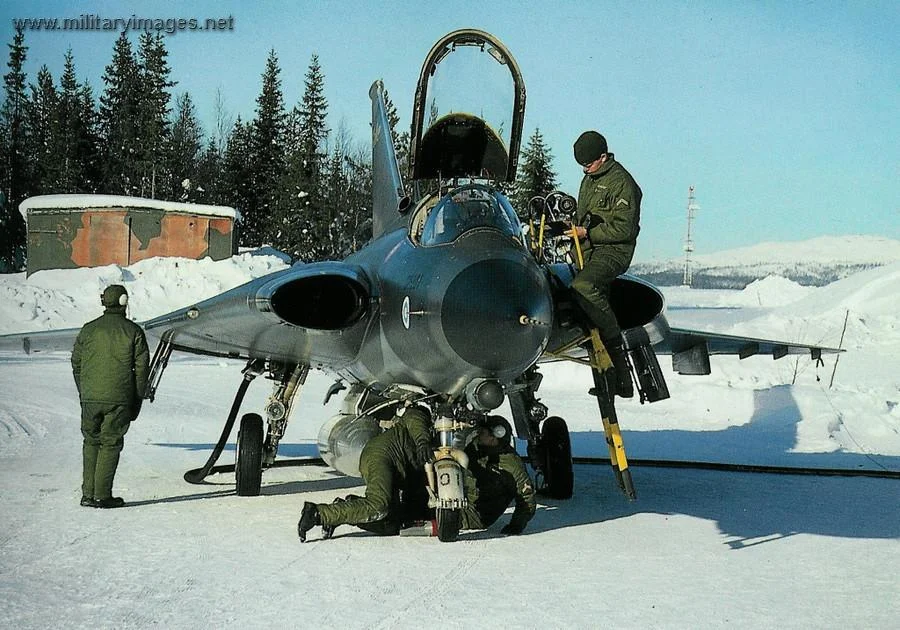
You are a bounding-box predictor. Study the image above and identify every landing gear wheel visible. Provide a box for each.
[540,416,574,499]
[235,413,264,496]
[436,508,461,542]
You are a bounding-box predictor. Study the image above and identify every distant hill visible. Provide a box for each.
[631,235,900,288]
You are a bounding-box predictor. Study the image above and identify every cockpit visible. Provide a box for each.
[410,184,523,247]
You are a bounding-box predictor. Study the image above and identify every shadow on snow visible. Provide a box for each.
[148,385,899,545]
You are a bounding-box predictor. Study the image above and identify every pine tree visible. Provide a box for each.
[273,54,328,259]
[342,146,373,255]
[221,116,254,241]
[195,136,222,204]
[24,65,58,193]
[514,127,558,218]
[1,25,29,271]
[58,49,100,193]
[298,55,329,189]
[137,33,175,197]
[168,92,202,201]
[318,125,360,260]
[99,32,141,195]
[294,54,329,251]
[243,50,286,247]
[212,86,232,157]
[321,146,347,258]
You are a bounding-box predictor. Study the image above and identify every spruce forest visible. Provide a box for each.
[0,27,558,272]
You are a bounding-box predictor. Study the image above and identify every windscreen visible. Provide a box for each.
[419,185,521,246]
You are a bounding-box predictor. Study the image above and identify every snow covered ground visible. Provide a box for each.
[1,252,898,629]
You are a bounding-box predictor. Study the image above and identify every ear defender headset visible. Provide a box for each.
[486,416,512,440]
[101,286,129,307]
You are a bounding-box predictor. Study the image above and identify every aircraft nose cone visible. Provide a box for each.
[441,259,552,372]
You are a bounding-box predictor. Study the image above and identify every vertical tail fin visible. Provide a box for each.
[369,80,406,238]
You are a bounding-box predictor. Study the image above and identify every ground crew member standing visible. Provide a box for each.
[461,416,536,535]
[72,284,149,508]
[569,130,642,397]
[297,406,434,541]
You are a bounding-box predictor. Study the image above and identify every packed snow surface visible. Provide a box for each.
[1,249,898,629]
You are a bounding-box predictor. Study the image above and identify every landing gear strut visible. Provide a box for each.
[262,364,309,466]
[427,411,469,543]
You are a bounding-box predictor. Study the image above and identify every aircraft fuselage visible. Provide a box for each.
[343,222,553,397]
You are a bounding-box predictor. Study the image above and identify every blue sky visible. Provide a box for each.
[3,0,897,261]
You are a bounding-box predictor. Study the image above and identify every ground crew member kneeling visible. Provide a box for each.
[72,284,149,509]
[461,416,536,535]
[297,405,434,541]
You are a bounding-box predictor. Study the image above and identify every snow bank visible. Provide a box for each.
[0,252,288,334]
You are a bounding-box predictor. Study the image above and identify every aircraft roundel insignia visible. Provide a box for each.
[402,296,410,330]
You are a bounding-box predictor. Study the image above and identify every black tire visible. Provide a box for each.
[436,508,461,542]
[541,416,574,499]
[235,413,263,496]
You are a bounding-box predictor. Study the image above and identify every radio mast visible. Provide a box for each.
[682,186,699,286]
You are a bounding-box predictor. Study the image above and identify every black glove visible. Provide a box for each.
[416,443,435,467]
[543,221,570,237]
[501,521,525,536]
[131,399,143,421]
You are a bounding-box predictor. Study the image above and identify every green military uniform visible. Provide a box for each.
[72,292,149,502]
[317,407,433,534]
[570,153,641,340]
[461,440,536,533]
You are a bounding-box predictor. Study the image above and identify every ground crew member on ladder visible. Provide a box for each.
[568,130,642,398]
[72,284,149,508]
[297,405,435,541]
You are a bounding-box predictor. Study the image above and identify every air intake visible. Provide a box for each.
[270,275,368,330]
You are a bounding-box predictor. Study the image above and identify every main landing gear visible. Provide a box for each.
[509,369,575,499]
[512,328,642,501]
[184,360,309,496]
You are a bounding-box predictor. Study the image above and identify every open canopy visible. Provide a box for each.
[409,29,526,183]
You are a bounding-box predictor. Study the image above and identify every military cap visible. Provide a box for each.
[574,131,608,165]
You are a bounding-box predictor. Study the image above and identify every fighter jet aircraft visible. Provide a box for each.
[0,30,840,541]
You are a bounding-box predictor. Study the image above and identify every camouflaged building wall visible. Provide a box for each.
[25,206,235,276]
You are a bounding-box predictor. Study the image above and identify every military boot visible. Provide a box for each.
[297,502,321,542]
[322,497,346,540]
[605,337,634,399]
[95,496,125,509]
